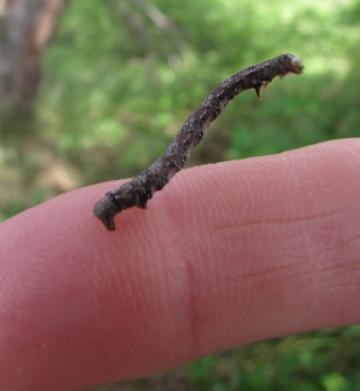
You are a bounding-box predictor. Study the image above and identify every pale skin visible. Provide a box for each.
[0,139,359,391]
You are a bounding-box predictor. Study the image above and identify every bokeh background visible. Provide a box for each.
[1,0,359,390]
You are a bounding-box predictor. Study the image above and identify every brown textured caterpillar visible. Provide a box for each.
[94,53,303,230]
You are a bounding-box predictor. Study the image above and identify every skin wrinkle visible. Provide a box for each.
[220,219,306,254]
[159,173,200,359]
[198,169,237,261]
[279,152,348,301]
[311,174,342,271]
[183,169,235,356]
[206,163,281,265]
[209,218,339,272]
[227,242,316,293]
[336,231,360,249]
[228,260,308,285]
[212,210,340,230]
[189,168,250,354]
[282,259,360,291]
[208,221,306,288]
[281,153,316,268]
[268,226,360,311]
[279,279,360,310]
[217,269,359,351]
[171,176,203,359]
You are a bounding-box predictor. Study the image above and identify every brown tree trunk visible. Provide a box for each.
[0,0,68,116]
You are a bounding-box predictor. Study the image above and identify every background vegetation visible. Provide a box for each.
[1,0,359,390]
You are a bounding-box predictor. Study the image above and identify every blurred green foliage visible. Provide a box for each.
[1,0,359,389]
[188,327,360,390]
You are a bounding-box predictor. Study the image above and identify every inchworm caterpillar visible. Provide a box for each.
[94,53,303,230]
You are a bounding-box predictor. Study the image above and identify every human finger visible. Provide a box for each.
[0,139,359,391]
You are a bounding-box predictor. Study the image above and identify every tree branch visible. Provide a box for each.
[0,0,68,116]
[94,53,304,230]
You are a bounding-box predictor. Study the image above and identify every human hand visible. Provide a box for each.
[1,139,359,391]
